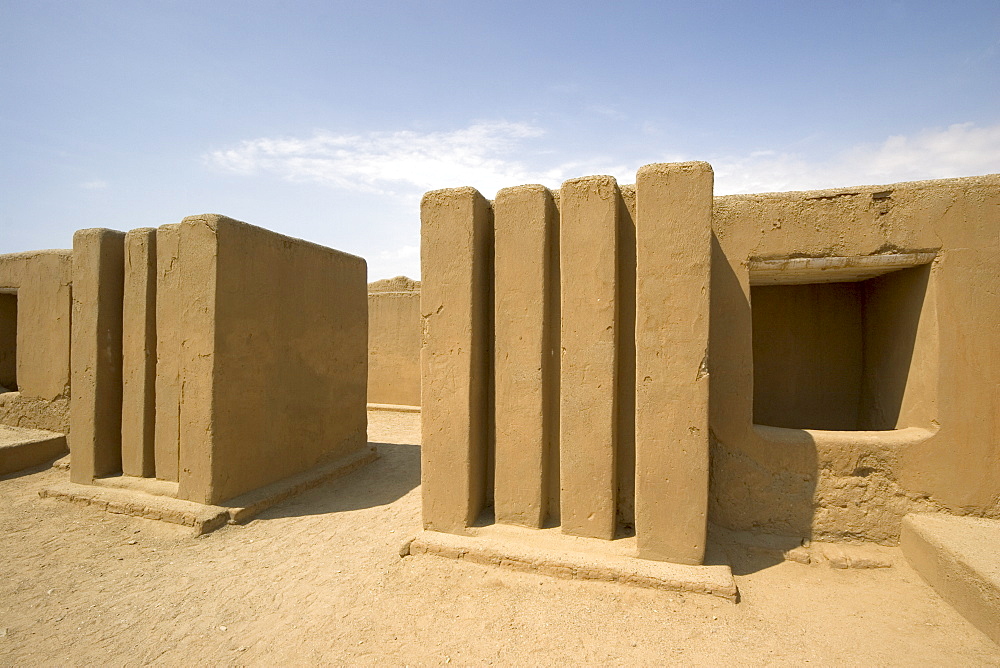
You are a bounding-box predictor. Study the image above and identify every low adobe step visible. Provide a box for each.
[401,524,738,601]
[901,513,1000,646]
[39,445,379,534]
[0,424,67,476]
[39,480,229,534]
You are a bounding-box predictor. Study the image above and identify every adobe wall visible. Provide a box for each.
[176,215,368,505]
[367,276,421,407]
[419,164,1000,562]
[40,215,370,508]
[709,174,1000,544]
[153,223,182,481]
[0,249,72,433]
[492,185,560,529]
[420,189,493,533]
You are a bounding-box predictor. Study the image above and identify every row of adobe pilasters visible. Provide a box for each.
[69,225,183,485]
[420,162,713,565]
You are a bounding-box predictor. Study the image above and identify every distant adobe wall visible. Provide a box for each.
[368,276,420,407]
[0,249,72,433]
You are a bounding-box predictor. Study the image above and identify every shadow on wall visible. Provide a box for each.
[707,232,817,543]
[708,234,818,572]
[751,264,930,431]
[708,230,936,560]
[0,292,16,391]
[253,442,420,521]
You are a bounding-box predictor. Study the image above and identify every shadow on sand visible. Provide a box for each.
[251,441,420,521]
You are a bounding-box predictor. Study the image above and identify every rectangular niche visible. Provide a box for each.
[0,289,16,392]
[749,253,935,431]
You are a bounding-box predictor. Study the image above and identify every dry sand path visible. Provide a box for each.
[0,410,997,666]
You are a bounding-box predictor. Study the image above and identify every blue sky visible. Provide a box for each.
[2,1,998,279]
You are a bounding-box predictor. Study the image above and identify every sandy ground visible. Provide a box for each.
[1,409,997,666]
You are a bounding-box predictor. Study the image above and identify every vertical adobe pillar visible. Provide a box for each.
[634,162,713,564]
[493,185,558,528]
[175,216,219,504]
[70,228,125,483]
[121,228,157,478]
[154,223,181,481]
[420,187,492,533]
[559,176,620,540]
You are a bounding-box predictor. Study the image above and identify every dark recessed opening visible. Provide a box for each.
[751,263,931,431]
[0,291,16,392]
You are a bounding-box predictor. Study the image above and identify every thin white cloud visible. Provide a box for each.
[208,121,551,197]
[585,104,628,120]
[206,121,632,198]
[207,120,1000,204]
[712,122,1000,194]
[80,179,108,190]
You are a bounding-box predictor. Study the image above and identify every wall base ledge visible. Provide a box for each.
[38,445,379,535]
[401,524,737,601]
[367,403,420,413]
[0,424,67,476]
[39,480,229,534]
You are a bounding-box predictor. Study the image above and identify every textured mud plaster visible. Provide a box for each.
[493,185,560,529]
[420,188,493,533]
[367,278,421,407]
[0,249,73,409]
[121,228,157,478]
[70,229,125,483]
[634,162,712,564]
[615,184,637,534]
[751,282,866,430]
[708,174,1000,543]
[0,393,69,433]
[175,215,368,505]
[559,176,620,540]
